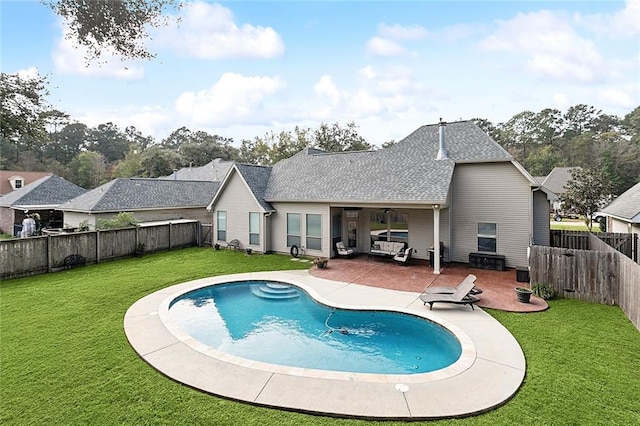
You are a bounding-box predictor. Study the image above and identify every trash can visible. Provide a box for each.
[516,266,529,283]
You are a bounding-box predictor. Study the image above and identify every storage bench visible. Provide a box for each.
[469,252,506,271]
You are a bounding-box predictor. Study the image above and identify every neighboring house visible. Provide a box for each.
[0,170,52,196]
[158,158,234,181]
[0,175,87,236]
[540,166,581,213]
[599,182,640,236]
[209,120,552,271]
[58,178,220,229]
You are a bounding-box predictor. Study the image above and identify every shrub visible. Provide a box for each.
[532,282,556,300]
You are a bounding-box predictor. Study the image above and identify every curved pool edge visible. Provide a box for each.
[124,270,526,419]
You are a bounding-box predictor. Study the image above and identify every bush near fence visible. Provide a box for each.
[0,221,204,280]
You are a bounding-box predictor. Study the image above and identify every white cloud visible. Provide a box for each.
[575,0,640,38]
[16,67,40,79]
[73,106,171,139]
[480,10,606,83]
[313,75,341,105]
[366,23,428,57]
[156,1,284,59]
[366,36,408,56]
[311,66,430,121]
[377,23,429,41]
[52,24,144,79]
[175,73,286,126]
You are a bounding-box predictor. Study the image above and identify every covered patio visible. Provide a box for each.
[309,257,548,312]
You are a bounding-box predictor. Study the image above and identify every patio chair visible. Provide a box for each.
[393,247,413,265]
[423,274,483,295]
[336,241,354,257]
[420,274,479,310]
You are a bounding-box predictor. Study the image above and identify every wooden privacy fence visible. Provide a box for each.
[550,230,638,262]
[0,221,201,280]
[530,241,640,331]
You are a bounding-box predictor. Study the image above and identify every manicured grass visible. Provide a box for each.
[2,248,639,425]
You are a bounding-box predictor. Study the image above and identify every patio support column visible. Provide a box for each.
[433,205,441,274]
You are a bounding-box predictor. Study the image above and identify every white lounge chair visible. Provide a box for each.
[423,274,483,295]
[336,241,354,257]
[420,275,479,310]
[393,247,413,265]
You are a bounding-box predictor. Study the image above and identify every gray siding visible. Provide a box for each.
[214,171,263,250]
[450,162,531,268]
[270,202,330,258]
[532,190,550,246]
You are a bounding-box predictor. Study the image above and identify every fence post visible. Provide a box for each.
[47,234,52,273]
[96,230,100,264]
[169,223,172,251]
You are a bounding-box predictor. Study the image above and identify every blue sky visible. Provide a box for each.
[1,0,638,146]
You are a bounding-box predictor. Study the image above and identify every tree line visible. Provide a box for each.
[1,72,638,196]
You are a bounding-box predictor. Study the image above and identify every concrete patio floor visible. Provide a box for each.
[125,268,529,420]
[308,256,548,312]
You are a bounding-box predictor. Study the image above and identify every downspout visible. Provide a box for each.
[433,205,441,274]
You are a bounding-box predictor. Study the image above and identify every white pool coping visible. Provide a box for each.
[124,270,526,420]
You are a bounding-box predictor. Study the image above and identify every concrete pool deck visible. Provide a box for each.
[124,270,526,420]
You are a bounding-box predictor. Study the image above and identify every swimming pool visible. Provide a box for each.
[167,280,462,375]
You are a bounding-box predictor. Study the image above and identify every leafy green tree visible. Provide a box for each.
[44,0,181,62]
[86,122,130,163]
[69,151,109,189]
[525,145,563,177]
[140,146,181,177]
[238,138,270,165]
[560,168,613,230]
[179,131,239,166]
[381,140,397,149]
[0,72,51,164]
[621,106,640,146]
[314,121,372,152]
[113,146,145,178]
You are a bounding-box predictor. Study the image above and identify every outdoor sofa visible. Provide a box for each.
[369,241,406,260]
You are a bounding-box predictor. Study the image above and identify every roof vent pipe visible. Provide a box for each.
[173,169,178,180]
[436,118,448,160]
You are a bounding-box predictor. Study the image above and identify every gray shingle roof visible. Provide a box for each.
[158,158,234,181]
[234,164,274,211]
[59,178,219,212]
[264,121,510,204]
[600,182,640,222]
[541,167,581,195]
[0,175,87,208]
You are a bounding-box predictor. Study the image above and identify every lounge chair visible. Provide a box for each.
[423,274,483,295]
[336,241,354,257]
[420,274,479,310]
[393,247,413,265]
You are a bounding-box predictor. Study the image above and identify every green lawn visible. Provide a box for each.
[1,247,639,425]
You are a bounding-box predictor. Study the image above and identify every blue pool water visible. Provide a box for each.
[168,281,462,374]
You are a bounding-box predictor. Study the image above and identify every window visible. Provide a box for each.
[478,223,497,252]
[287,213,301,247]
[217,211,226,241]
[306,214,322,250]
[249,212,260,245]
[14,179,23,189]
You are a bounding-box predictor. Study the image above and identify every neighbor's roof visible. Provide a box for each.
[234,164,274,211]
[158,158,234,181]
[264,121,512,204]
[0,170,52,196]
[59,178,219,212]
[541,167,581,195]
[0,174,87,209]
[600,182,640,223]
